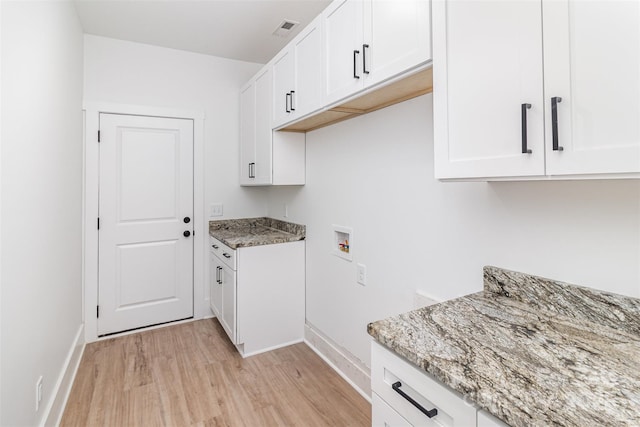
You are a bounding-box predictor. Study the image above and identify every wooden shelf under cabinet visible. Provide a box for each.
[280,67,433,133]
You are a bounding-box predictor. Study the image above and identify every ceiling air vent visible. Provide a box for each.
[273,20,300,38]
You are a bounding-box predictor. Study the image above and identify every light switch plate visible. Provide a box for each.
[357,263,366,286]
[210,203,223,217]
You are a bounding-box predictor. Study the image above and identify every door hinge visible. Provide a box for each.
[98,130,101,143]
[97,217,100,230]
[97,305,99,318]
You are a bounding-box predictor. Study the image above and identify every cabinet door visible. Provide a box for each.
[293,16,324,119]
[323,0,365,105]
[273,48,295,128]
[363,0,431,88]
[543,0,640,175]
[219,262,237,344]
[239,82,255,185]
[433,0,545,179]
[254,67,273,184]
[209,254,222,318]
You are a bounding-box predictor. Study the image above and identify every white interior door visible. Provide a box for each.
[98,113,194,336]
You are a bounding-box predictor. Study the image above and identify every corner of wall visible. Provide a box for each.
[304,323,371,402]
[42,324,85,427]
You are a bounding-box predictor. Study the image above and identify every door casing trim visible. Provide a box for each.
[83,102,206,343]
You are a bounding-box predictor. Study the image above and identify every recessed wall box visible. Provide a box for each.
[332,225,352,261]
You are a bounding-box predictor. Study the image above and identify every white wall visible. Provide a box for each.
[83,35,266,220]
[1,1,84,425]
[267,94,640,371]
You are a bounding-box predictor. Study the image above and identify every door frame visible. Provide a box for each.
[83,102,205,343]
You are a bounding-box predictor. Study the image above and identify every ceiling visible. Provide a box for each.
[74,0,332,64]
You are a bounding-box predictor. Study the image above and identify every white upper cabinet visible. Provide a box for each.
[324,0,431,106]
[324,0,366,105]
[363,0,431,88]
[272,49,295,128]
[240,66,305,186]
[254,67,273,184]
[543,0,640,176]
[273,16,324,129]
[239,78,258,186]
[433,0,545,179]
[293,18,324,119]
[434,0,640,180]
[240,67,273,185]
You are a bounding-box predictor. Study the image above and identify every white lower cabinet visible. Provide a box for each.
[208,251,222,319]
[210,237,305,357]
[371,341,478,427]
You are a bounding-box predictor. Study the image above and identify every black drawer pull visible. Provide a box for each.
[392,381,438,419]
[212,244,219,249]
[362,44,370,74]
[551,96,564,151]
[353,50,360,79]
[521,103,532,154]
[223,253,231,259]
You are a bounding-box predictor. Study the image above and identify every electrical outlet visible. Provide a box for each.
[357,263,366,286]
[35,376,43,411]
[210,203,223,217]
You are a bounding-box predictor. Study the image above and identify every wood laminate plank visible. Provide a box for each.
[61,319,371,426]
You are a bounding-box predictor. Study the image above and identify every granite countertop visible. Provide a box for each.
[208,217,305,249]
[368,266,640,426]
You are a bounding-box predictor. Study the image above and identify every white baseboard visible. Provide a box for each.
[43,324,85,427]
[303,324,371,403]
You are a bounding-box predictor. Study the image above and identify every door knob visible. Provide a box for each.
[183,230,191,237]
[183,217,191,223]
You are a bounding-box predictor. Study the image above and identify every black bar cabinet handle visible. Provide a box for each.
[223,253,231,259]
[249,162,255,178]
[353,50,360,79]
[216,266,221,284]
[392,382,438,419]
[362,44,370,74]
[285,92,291,113]
[290,90,296,111]
[212,244,219,249]
[521,103,532,154]
[218,267,223,284]
[551,96,564,151]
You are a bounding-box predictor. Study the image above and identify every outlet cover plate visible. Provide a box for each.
[210,203,223,217]
[357,263,366,286]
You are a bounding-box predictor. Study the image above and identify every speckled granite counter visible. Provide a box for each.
[209,217,305,249]
[368,266,640,426]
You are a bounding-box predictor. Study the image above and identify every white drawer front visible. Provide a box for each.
[372,341,477,427]
[209,236,236,270]
[373,392,413,427]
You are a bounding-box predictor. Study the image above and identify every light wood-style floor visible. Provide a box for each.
[61,319,371,426]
